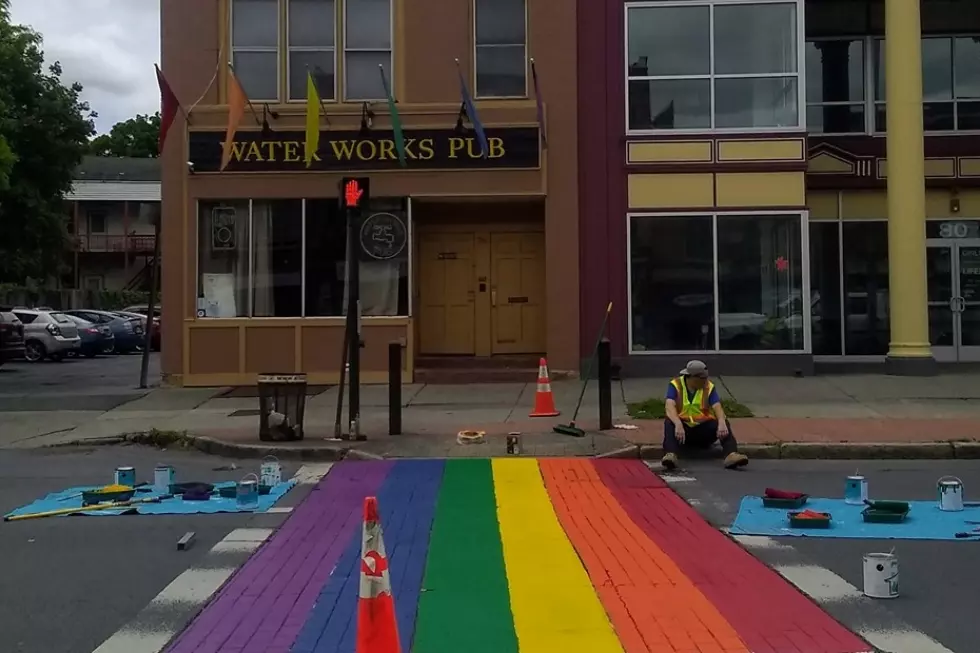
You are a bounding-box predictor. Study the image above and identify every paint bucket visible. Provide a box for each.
[844,475,868,505]
[153,465,175,493]
[862,553,899,599]
[938,476,965,512]
[260,456,282,487]
[506,433,522,455]
[114,466,136,488]
[236,473,259,510]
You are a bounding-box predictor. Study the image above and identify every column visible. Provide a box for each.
[885,0,936,375]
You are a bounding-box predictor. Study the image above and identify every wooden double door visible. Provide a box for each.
[418,229,545,356]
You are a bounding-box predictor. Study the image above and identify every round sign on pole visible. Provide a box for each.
[359,212,407,260]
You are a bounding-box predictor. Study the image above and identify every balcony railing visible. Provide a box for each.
[73,234,156,253]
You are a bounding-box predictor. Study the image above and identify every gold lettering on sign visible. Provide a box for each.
[488,137,505,159]
[283,141,300,162]
[331,140,357,161]
[355,140,378,160]
[245,142,264,161]
[378,140,396,160]
[418,138,435,160]
[448,137,465,159]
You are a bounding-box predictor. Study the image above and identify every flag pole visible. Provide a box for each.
[227,63,263,126]
[187,41,225,117]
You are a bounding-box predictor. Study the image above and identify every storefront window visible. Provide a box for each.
[809,222,843,355]
[198,198,409,318]
[717,215,804,351]
[629,216,715,351]
[842,221,889,355]
[805,39,865,134]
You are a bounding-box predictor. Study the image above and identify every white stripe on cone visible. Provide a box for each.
[360,520,392,600]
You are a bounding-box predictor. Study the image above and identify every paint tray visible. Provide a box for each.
[763,495,808,509]
[788,511,832,528]
[862,507,910,523]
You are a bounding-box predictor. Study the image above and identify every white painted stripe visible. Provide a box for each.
[733,535,795,551]
[91,629,174,653]
[293,463,333,484]
[222,527,274,542]
[267,506,293,513]
[209,539,265,554]
[774,564,864,601]
[149,568,237,605]
[857,628,957,653]
[662,475,697,483]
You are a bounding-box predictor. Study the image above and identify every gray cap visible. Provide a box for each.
[679,360,708,378]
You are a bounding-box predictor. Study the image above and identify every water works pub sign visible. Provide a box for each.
[188,127,540,172]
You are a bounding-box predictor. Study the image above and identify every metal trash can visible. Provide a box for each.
[257,373,307,441]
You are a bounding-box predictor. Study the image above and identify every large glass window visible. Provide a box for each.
[198,199,410,318]
[288,0,335,101]
[344,0,392,101]
[805,39,865,133]
[629,213,806,352]
[626,1,801,132]
[232,0,280,101]
[475,0,527,98]
[808,222,842,355]
[842,222,889,355]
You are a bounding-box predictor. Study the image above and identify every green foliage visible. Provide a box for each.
[88,113,161,158]
[0,5,96,282]
[627,396,755,419]
[0,284,148,311]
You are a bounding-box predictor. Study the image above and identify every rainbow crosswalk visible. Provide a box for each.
[165,459,873,653]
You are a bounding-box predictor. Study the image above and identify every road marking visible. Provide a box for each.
[774,564,864,601]
[661,474,697,483]
[268,506,293,513]
[857,628,957,653]
[732,535,794,551]
[88,463,333,653]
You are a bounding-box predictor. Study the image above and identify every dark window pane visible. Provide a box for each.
[806,104,865,134]
[476,45,526,97]
[842,222,889,355]
[715,77,799,129]
[714,3,797,75]
[874,103,885,132]
[289,50,335,101]
[628,79,710,130]
[627,5,709,77]
[629,216,715,351]
[233,0,278,48]
[233,51,279,101]
[252,200,303,317]
[924,102,954,131]
[288,0,334,48]
[922,37,953,101]
[198,202,250,318]
[955,37,980,99]
[475,0,525,45]
[809,222,842,355]
[806,40,864,103]
[345,51,390,101]
[957,101,980,129]
[345,0,391,49]
[717,215,804,351]
[874,39,884,102]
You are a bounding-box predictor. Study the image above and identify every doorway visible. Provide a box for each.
[926,239,980,362]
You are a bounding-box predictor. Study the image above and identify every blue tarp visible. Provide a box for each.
[730,496,980,541]
[4,480,297,519]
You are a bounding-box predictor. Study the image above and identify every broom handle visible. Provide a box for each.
[572,302,613,423]
[4,495,163,522]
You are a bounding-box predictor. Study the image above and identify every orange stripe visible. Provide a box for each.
[539,459,750,653]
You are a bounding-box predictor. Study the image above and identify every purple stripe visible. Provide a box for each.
[166,461,393,653]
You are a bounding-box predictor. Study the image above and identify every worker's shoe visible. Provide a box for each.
[724,452,749,469]
[661,452,678,471]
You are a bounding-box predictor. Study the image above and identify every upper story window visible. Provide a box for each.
[626,0,803,133]
[806,36,980,134]
[230,0,392,103]
[474,0,527,98]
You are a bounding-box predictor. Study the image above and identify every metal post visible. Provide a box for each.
[388,341,402,435]
[345,204,362,439]
[138,203,161,390]
[597,338,612,430]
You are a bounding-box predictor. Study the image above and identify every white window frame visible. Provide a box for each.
[230,0,282,103]
[285,0,338,103]
[472,0,529,99]
[194,198,413,319]
[625,210,811,354]
[342,0,394,102]
[624,0,806,135]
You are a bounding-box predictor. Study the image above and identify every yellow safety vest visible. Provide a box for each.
[671,377,716,426]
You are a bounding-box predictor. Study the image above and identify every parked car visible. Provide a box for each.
[12,310,81,362]
[62,314,115,358]
[113,310,160,351]
[0,311,26,366]
[61,309,144,353]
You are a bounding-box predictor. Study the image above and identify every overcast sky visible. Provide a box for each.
[9,0,160,134]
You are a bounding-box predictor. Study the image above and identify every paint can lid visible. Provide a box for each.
[847,475,865,480]
[117,466,135,471]
[939,479,960,486]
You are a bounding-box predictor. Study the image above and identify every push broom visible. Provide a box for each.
[554,302,613,437]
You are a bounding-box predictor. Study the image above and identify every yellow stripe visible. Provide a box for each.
[492,459,623,653]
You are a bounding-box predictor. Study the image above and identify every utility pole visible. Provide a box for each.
[138,202,161,390]
[341,177,369,439]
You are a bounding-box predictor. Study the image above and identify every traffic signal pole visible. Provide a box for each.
[341,178,369,440]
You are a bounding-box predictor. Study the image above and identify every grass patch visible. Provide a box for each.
[627,397,754,419]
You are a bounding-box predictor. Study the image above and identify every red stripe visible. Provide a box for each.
[593,460,871,653]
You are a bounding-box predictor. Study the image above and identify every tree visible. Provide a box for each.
[0,0,96,282]
[89,113,161,158]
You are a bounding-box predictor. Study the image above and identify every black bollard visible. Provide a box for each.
[388,341,402,435]
[598,338,612,431]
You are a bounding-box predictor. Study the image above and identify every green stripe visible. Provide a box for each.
[413,459,518,653]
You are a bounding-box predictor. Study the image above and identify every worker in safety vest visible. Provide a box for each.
[663,360,748,471]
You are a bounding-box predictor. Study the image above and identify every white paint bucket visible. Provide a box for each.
[260,456,282,487]
[863,553,899,599]
[844,475,868,505]
[153,465,175,493]
[938,476,964,512]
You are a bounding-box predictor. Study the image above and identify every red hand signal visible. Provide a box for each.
[344,179,364,208]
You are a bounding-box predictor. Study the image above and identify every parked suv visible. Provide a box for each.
[0,311,26,366]
[13,310,82,362]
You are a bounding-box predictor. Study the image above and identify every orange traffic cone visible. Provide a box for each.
[356,497,401,653]
[529,357,560,417]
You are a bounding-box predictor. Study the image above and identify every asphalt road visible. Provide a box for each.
[0,353,159,412]
[0,446,311,653]
[669,458,980,653]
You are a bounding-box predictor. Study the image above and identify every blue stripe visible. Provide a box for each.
[291,459,445,653]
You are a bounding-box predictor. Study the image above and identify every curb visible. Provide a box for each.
[636,441,972,460]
